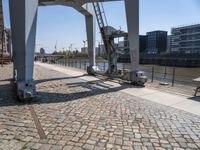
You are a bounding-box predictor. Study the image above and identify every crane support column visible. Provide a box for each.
[9,0,38,100]
[125,0,139,71]
[85,4,98,75]
[124,0,148,85]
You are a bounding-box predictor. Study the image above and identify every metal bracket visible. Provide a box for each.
[16,80,36,100]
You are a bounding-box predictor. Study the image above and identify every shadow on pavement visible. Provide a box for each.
[34,82,131,104]
[0,75,133,107]
[0,82,21,107]
[35,75,86,84]
[188,96,200,102]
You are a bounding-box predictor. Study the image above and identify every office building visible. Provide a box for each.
[146,31,167,54]
[139,35,147,53]
[171,24,200,54]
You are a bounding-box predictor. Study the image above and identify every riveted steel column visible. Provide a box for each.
[9,0,38,100]
[125,0,139,71]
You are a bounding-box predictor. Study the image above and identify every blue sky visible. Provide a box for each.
[2,0,200,53]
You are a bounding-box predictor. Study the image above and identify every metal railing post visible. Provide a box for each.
[123,63,125,74]
[104,61,106,72]
[164,66,167,79]
[172,67,176,86]
[151,65,154,83]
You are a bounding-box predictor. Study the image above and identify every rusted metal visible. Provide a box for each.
[28,105,47,139]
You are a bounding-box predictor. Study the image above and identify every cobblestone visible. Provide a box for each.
[0,64,200,149]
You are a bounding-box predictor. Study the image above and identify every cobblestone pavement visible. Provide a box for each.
[0,64,200,150]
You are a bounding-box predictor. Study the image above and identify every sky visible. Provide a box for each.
[2,0,200,53]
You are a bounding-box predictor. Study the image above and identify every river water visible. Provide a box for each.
[58,59,200,86]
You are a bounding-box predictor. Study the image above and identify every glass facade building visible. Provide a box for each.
[146,31,167,54]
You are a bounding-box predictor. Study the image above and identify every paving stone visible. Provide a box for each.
[49,145,63,150]
[39,144,52,150]
[0,64,200,150]
[83,144,95,149]
[62,145,73,150]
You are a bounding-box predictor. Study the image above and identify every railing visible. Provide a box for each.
[49,58,198,88]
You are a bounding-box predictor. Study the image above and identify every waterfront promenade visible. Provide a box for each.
[0,63,200,150]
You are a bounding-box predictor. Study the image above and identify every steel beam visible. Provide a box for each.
[125,0,139,71]
[9,0,38,100]
[84,4,98,75]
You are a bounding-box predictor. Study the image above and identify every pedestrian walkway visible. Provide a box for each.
[0,63,200,150]
[37,62,200,116]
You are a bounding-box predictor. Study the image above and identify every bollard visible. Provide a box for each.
[172,67,176,86]
[80,61,81,69]
[151,65,154,82]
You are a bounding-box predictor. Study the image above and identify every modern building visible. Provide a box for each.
[146,30,167,54]
[139,35,147,53]
[171,24,200,54]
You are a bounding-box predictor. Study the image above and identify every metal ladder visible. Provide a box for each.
[92,2,117,75]
[92,2,109,53]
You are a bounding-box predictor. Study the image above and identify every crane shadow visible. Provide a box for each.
[0,75,133,107]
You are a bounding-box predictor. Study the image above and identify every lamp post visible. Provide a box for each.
[69,43,74,51]
[118,26,121,44]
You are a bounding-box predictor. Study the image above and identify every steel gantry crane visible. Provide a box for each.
[8,0,147,100]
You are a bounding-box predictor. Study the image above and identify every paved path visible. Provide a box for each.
[0,64,200,150]
[38,63,200,116]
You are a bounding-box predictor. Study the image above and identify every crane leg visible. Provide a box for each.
[125,0,139,71]
[9,0,38,100]
[85,11,98,75]
[125,0,147,85]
